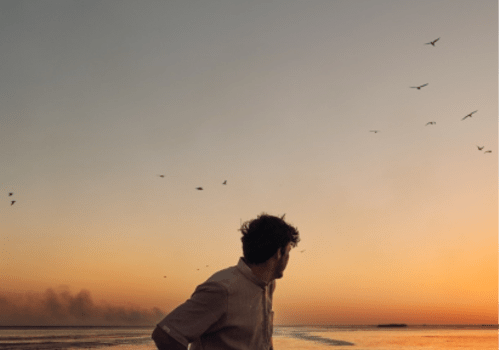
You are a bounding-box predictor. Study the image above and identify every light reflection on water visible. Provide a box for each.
[273,325,499,350]
[0,325,497,349]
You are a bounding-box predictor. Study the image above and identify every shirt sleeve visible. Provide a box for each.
[157,281,227,346]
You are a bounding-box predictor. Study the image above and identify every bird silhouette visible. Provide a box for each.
[485,150,492,154]
[222,180,227,185]
[11,201,15,206]
[196,187,203,190]
[370,130,380,133]
[157,175,165,178]
[462,110,478,120]
[8,192,13,196]
[477,146,484,151]
[426,122,436,126]
[425,37,440,46]
[411,83,428,90]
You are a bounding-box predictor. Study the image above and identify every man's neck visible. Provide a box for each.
[247,261,274,284]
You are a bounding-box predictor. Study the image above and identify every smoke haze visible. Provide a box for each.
[0,288,165,326]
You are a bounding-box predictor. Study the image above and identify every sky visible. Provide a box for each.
[0,0,498,326]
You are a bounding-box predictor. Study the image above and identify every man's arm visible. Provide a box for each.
[153,281,227,348]
[152,325,187,350]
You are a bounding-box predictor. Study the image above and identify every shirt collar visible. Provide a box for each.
[237,257,269,289]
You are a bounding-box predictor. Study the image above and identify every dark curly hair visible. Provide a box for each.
[240,213,300,265]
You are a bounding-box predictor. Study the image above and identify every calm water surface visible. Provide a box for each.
[0,325,497,349]
[274,325,499,350]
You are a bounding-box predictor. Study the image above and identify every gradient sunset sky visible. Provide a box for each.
[1,0,498,326]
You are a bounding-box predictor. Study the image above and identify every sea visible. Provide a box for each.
[0,325,497,350]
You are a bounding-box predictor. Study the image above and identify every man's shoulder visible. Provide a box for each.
[206,265,238,283]
[204,265,249,290]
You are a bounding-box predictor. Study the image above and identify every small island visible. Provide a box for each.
[377,324,408,328]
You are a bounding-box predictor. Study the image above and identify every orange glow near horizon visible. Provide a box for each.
[2,215,497,326]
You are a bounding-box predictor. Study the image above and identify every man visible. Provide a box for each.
[152,213,300,350]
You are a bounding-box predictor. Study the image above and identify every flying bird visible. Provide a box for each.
[425,37,440,46]
[157,175,165,178]
[222,180,227,185]
[477,146,484,151]
[10,201,15,206]
[8,192,13,196]
[461,110,478,120]
[370,130,380,133]
[485,150,492,154]
[196,187,203,190]
[411,83,428,90]
[426,122,436,126]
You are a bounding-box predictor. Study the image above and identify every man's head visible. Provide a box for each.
[240,213,300,280]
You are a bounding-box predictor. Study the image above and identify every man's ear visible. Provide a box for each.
[274,247,282,260]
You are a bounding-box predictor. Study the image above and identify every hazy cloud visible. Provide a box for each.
[0,288,165,326]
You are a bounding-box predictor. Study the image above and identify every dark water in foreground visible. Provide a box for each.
[0,325,497,349]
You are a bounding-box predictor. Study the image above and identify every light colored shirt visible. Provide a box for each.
[157,258,275,350]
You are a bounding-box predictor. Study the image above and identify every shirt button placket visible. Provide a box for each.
[263,287,269,348]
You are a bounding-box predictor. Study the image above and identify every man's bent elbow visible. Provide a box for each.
[152,325,187,350]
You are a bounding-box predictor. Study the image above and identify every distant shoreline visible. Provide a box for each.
[275,324,498,328]
[1,324,498,329]
[0,325,154,329]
